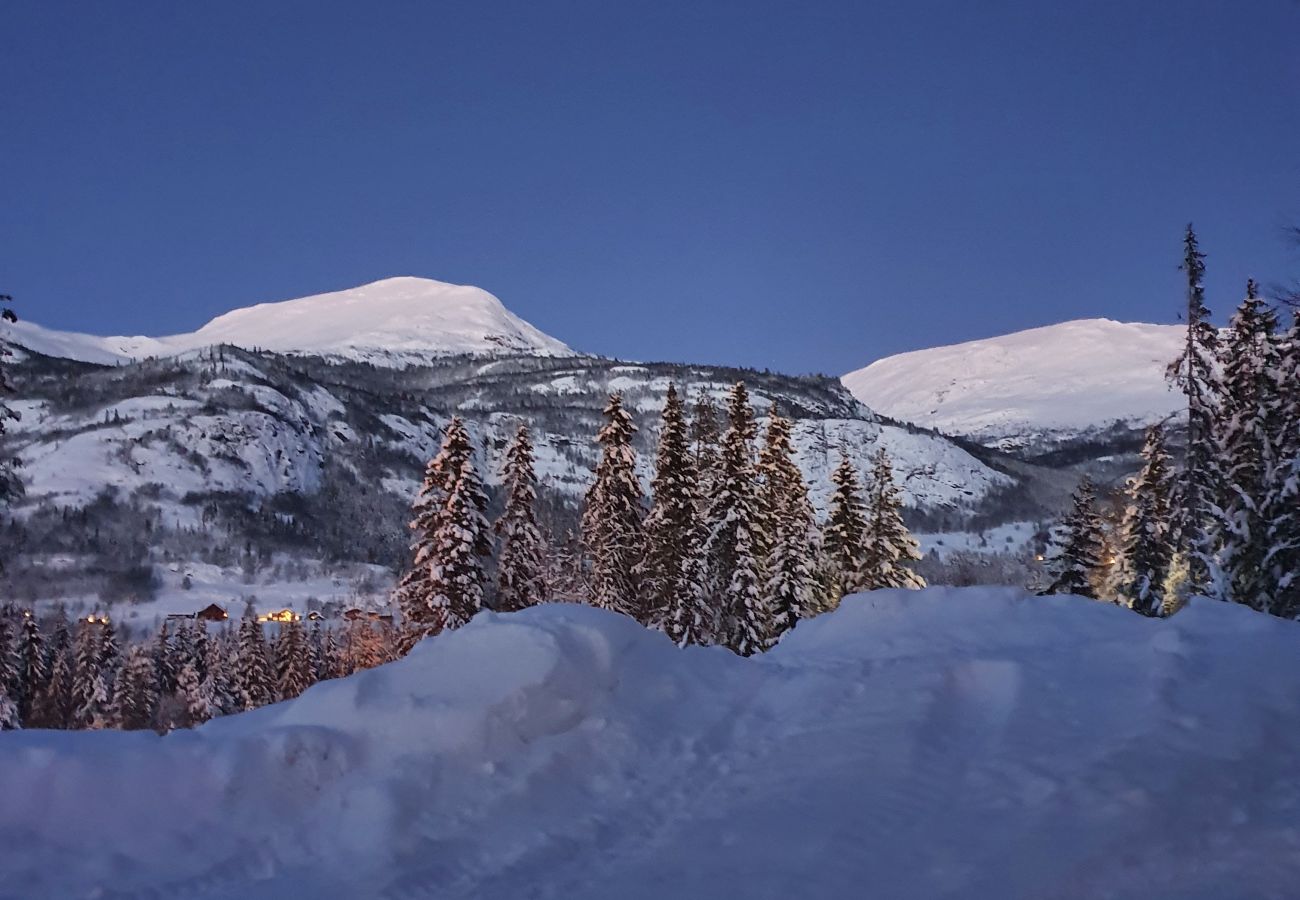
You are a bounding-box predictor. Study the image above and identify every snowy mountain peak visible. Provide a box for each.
[187,276,572,360]
[6,276,574,366]
[842,317,1187,447]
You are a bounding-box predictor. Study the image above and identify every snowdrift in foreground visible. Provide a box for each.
[4,588,1300,899]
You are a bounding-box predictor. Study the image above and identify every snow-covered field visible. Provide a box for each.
[916,520,1041,560]
[4,587,1299,898]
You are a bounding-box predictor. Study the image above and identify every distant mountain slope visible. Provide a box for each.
[8,277,573,365]
[0,342,1016,604]
[843,319,1186,448]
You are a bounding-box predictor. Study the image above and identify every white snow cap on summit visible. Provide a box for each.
[842,318,1186,445]
[6,276,573,365]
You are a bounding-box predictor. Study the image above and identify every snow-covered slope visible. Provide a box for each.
[7,276,573,365]
[843,319,1186,447]
[4,589,1300,898]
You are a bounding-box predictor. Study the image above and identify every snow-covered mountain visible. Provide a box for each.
[1,293,1022,607]
[8,276,574,366]
[842,319,1186,449]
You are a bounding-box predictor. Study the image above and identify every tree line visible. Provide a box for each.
[0,603,399,731]
[395,380,926,656]
[1045,226,1300,618]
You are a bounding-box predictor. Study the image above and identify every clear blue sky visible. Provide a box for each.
[3,1,1299,374]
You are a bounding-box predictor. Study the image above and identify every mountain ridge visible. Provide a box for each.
[8,276,574,366]
[842,317,1186,448]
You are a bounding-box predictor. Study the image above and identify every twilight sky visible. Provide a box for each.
[3,1,1299,374]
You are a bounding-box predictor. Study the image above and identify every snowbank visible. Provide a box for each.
[3,588,1299,898]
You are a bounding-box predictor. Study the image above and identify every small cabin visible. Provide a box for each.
[306,610,325,621]
[196,603,229,622]
[259,608,300,624]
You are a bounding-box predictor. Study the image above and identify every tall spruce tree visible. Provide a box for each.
[311,622,342,681]
[70,618,110,729]
[153,620,177,699]
[343,618,387,674]
[1263,310,1300,617]
[641,383,710,643]
[429,450,492,631]
[1165,225,1223,591]
[113,644,158,731]
[581,393,645,617]
[203,627,239,717]
[275,618,314,701]
[691,391,722,511]
[15,608,47,725]
[397,417,490,637]
[1215,281,1280,610]
[823,452,869,601]
[859,448,925,590]
[177,659,214,727]
[756,413,818,640]
[0,609,19,730]
[1116,425,1175,616]
[33,607,73,728]
[705,382,772,655]
[495,423,547,613]
[1044,477,1109,599]
[236,604,276,711]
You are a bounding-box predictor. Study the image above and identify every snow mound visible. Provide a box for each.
[842,318,1186,446]
[4,589,1300,898]
[5,277,573,366]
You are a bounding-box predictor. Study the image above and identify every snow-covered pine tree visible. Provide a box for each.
[70,618,110,729]
[153,620,177,699]
[0,685,15,730]
[822,452,869,601]
[203,626,239,717]
[641,383,710,643]
[691,391,722,512]
[581,393,645,618]
[495,423,547,612]
[15,608,46,725]
[172,619,208,684]
[1165,225,1223,592]
[705,382,773,655]
[275,618,314,701]
[312,622,342,680]
[32,607,73,728]
[177,659,214,727]
[541,528,585,603]
[1116,424,1175,616]
[429,451,492,631]
[1215,281,1280,611]
[236,603,276,711]
[1044,476,1109,599]
[756,413,818,641]
[112,644,158,730]
[859,447,925,590]
[396,416,488,639]
[0,608,19,730]
[343,618,387,674]
[1263,310,1300,618]
[99,617,122,713]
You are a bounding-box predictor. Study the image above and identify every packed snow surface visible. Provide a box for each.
[4,587,1299,898]
[7,277,573,365]
[843,318,1186,445]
